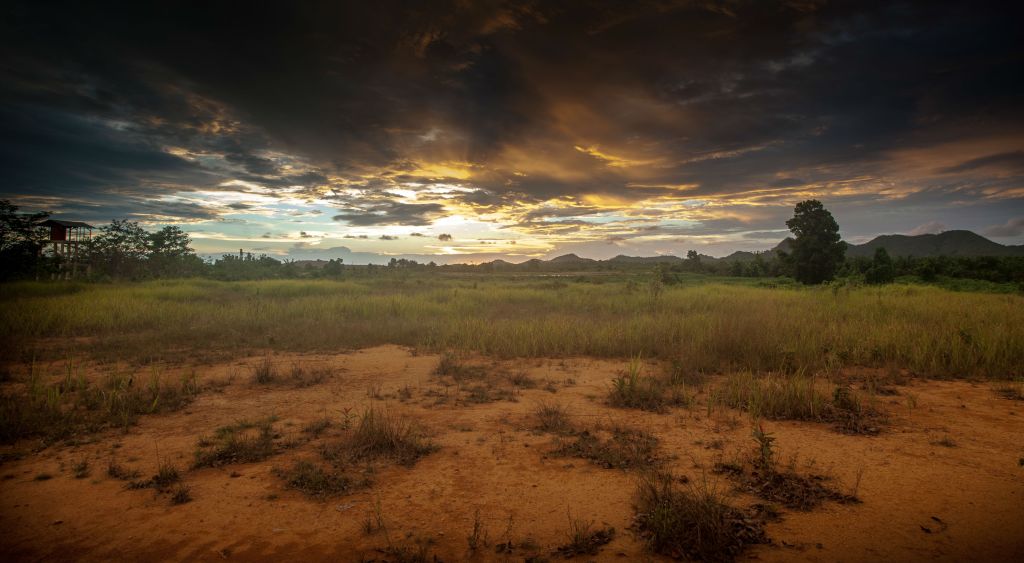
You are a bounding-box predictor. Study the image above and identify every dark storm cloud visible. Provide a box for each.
[1,0,1022,239]
[939,151,1024,174]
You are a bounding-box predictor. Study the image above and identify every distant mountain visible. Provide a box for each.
[845,230,1024,258]
[607,254,683,264]
[548,253,596,264]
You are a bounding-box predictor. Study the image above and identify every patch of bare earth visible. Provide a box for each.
[1,346,1023,561]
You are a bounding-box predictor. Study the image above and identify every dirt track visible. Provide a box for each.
[2,346,1023,561]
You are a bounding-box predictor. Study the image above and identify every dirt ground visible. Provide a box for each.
[2,346,1023,562]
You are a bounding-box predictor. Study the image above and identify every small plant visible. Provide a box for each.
[276,460,367,498]
[467,508,489,553]
[608,358,692,412]
[714,428,859,510]
[170,483,192,505]
[751,424,776,474]
[153,461,181,489]
[993,378,1024,401]
[107,459,141,480]
[931,435,957,448]
[554,426,660,470]
[534,402,573,434]
[72,458,90,479]
[193,417,279,468]
[634,472,767,561]
[34,473,53,481]
[555,511,615,557]
[252,354,277,385]
[302,418,331,437]
[336,408,436,466]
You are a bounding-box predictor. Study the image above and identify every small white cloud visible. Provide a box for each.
[907,221,946,236]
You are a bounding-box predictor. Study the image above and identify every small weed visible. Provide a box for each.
[506,371,537,388]
[152,461,181,489]
[72,458,90,479]
[993,378,1024,401]
[554,426,660,470]
[34,473,53,481]
[331,408,436,466]
[276,460,368,498]
[534,402,573,434]
[931,435,957,448]
[714,426,859,510]
[170,483,192,505]
[303,418,331,437]
[608,357,692,412]
[107,459,141,480]
[467,508,489,553]
[555,512,615,557]
[634,472,768,561]
[194,417,279,468]
[252,355,277,385]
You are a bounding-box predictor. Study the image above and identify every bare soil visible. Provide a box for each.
[2,346,1022,561]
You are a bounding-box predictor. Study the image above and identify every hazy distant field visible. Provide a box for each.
[2,275,1021,378]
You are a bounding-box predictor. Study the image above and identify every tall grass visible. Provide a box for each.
[2,278,1022,378]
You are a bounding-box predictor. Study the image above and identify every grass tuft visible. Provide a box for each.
[555,512,615,557]
[554,426,660,470]
[634,472,768,561]
[276,460,368,498]
[193,417,279,468]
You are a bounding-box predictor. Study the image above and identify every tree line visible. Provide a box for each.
[2,199,1021,285]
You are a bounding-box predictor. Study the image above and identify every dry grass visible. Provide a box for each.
[712,372,885,434]
[276,460,369,499]
[4,278,1021,379]
[555,512,616,557]
[714,426,859,511]
[193,417,279,468]
[607,358,693,412]
[553,426,661,470]
[634,472,768,561]
[533,401,574,434]
[323,407,436,467]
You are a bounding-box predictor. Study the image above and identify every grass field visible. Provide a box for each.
[2,275,1022,378]
[2,275,1024,561]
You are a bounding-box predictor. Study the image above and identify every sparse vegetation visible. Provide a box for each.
[608,358,693,412]
[553,426,661,470]
[193,417,279,468]
[276,460,367,498]
[323,407,436,466]
[0,364,200,443]
[555,512,615,557]
[71,458,90,479]
[993,378,1024,401]
[634,472,768,561]
[714,426,859,510]
[534,402,573,434]
[170,483,192,505]
[712,372,884,434]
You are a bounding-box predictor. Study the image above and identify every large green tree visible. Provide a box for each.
[784,200,845,284]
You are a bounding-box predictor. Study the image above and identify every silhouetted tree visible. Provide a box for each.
[0,200,50,280]
[784,200,845,284]
[865,247,896,284]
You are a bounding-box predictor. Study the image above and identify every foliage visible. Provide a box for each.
[784,200,846,284]
[0,200,51,280]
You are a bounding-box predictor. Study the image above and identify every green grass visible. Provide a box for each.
[1,277,1022,378]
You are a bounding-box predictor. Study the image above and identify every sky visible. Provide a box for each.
[2,1,1023,263]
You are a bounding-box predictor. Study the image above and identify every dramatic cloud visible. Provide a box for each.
[2,1,1023,258]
